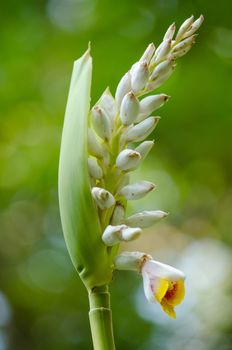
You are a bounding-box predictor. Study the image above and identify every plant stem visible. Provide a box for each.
[88,285,116,350]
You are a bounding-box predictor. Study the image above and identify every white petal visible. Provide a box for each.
[143,260,185,281]
[142,270,156,303]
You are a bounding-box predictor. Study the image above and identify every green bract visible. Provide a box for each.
[58,48,113,290]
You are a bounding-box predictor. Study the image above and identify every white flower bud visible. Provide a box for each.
[88,128,105,158]
[183,15,204,38]
[120,91,140,125]
[169,45,192,59]
[116,149,141,171]
[172,35,196,53]
[119,181,155,200]
[123,116,160,142]
[163,23,176,41]
[150,59,174,81]
[137,94,169,122]
[175,15,194,40]
[151,40,171,64]
[126,210,168,228]
[147,64,176,90]
[134,140,154,160]
[91,106,112,141]
[139,43,156,63]
[102,225,124,246]
[102,225,141,246]
[110,203,125,225]
[98,87,118,122]
[131,61,149,93]
[114,251,152,271]
[91,187,115,209]
[115,72,131,106]
[88,157,103,179]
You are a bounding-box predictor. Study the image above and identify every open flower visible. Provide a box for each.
[141,259,185,318]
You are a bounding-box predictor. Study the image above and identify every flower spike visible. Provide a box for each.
[59,17,203,346]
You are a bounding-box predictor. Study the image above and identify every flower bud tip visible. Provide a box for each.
[102,225,142,246]
[92,187,115,209]
[116,149,141,171]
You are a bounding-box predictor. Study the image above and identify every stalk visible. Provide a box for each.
[88,285,116,350]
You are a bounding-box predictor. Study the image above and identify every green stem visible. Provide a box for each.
[88,285,116,350]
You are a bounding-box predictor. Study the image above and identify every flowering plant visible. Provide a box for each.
[59,15,203,350]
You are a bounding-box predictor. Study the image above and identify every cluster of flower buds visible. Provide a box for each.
[115,15,204,100]
[86,15,203,318]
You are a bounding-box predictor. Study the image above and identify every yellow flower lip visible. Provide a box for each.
[156,279,185,319]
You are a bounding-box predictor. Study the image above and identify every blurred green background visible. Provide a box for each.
[0,0,232,349]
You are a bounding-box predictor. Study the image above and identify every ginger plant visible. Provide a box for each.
[58,15,204,350]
